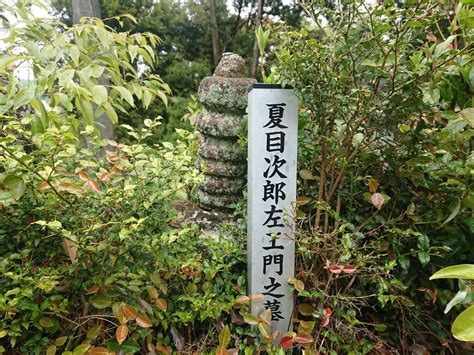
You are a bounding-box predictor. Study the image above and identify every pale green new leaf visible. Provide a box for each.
[30,98,49,121]
[128,45,139,62]
[142,89,153,109]
[255,26,270,56]
[103,102,118,124]
[444,289,469,314]
[113,86,135,107]
[94,26,110,47]
[70,46,80,66]
[139,48,154,68]
[57,69,75,87]
[434,35,456,58]
[92,85,108,105]
[75,96,94,125]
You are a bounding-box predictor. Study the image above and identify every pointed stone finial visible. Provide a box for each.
[214,53,245,78]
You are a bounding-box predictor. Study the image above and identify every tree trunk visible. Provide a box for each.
[250,0,264,78]
[209,0,222,68]
[72,0,114,146]
[72,0,101,23]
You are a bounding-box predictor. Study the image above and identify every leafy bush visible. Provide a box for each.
[268,0,473,352]
[0,2,244,353]
[0,87,247,355]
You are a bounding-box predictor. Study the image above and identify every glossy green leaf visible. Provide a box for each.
[72,343,90,355]
[452,305,474,341]
[54,336,68,346]
[86,324,101,340]
[46,345,56,355]
[430,264,474,280]
[89,294,112,309]
[120,339,140,353]
[39,317,54,328]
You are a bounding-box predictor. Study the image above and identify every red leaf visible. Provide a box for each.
[116,324,128,344]
[235,295,250,304]
[88,347,112,355]
[155,298,167,312]
[342,265,356,274]
[78,171,90,181]
[38,181,50,191]
[371,192,384,209]
[121,305,138,320]
[136,297,153,313]
[86,179,101,193]
[250,293,265,302]
[86,285,99,295]
[322,308,332,327]
[99,172,113,182]
[156,343,171,355]
[426,33,437,42]
[329,265,342,274]
[230,309,244,325]
[136,315,153,328]
[279,336,294,349]
[294,332,313,344]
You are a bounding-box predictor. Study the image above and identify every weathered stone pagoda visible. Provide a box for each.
[196,53,256,210]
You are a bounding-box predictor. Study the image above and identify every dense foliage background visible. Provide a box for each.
[0,0,473,354]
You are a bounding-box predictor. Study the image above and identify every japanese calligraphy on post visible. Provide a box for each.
[247,84,298,338]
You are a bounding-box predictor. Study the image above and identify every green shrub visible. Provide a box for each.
[268,0,473,352]
[0,117,248,353]
[0,3,244,353]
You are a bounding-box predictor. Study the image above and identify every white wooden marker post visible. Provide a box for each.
[247,84,298,338]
